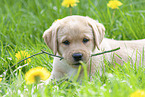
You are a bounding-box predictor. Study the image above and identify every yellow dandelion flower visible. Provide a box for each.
[62,0,79,7]
[0,78,2,82]
[107,0,123,9]
[130,90,145,97]
[25,67,51,84]
[15,50,31,64]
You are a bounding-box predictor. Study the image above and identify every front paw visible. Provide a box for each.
[44,76,54,85]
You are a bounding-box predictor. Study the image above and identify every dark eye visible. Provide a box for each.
[62,40,70,45]
[83,38,89,43]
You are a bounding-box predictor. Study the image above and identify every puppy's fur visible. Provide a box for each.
[43,15,145,82]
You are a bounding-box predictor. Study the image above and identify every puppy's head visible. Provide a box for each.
[43,16,105,67]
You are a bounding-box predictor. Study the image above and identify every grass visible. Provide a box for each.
[0,0,145,96]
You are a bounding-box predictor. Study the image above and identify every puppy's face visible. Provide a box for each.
[57,22,94,67]
[43,16,105,67]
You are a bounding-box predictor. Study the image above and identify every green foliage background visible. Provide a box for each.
[0,0,145,96]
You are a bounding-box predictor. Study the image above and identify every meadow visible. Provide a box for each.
[0,0,145,96]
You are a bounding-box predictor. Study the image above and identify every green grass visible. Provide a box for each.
[0,0,145,96]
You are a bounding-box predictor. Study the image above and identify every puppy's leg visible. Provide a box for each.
[46,58,70,84]
[45,70,65,84]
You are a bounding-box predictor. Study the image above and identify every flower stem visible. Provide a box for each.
[111,10,116,25]
[69,5,72,15]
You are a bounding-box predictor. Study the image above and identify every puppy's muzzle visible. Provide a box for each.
[72,53,83,62]
[63,49,89,66]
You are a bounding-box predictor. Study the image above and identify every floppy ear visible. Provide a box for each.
[86,17,105,50]
[43,24,59,55]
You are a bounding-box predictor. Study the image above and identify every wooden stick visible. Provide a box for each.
[11,47,120,68]
[91,47,120,57]
[11,50,64,68]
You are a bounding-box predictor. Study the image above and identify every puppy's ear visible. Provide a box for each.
[86,17,105,50]
[43,24,59,55]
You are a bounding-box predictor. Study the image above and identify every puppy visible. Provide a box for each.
[43,15,145,82]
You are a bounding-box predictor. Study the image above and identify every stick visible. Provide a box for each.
[16,52,43,65]
[41,50,63,60]
[91,47,120,57]
[11,50,64,68]
[11,47,120,68]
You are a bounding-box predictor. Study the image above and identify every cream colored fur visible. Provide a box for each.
[43,15,145,83]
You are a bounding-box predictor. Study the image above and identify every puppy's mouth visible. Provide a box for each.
[72,62,81,67]
[73,63,81,65]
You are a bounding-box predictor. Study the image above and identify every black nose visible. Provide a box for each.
[72,53,83,61]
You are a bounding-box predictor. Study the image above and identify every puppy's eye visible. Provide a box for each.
[83,38,89,43]
[62,40,70,45]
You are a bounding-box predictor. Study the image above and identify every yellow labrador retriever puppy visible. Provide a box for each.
[43,15,145,82]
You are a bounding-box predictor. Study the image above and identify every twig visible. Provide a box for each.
[11,50,64,68]
[17,52,44,64]
[11,47,120,68]
[41,50,63,60]
[91,47,120,57]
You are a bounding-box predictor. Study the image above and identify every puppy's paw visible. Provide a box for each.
[44,78,53,85]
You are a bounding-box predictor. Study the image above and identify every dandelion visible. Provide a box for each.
[0,78,2,82]
[15,50,31,64]
[62,0,79,15]
[130,90,145,97]
[25,67,51,84]
[62,0,79,8]
[107,0,123,9]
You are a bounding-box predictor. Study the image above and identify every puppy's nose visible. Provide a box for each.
[72,53,83,61]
